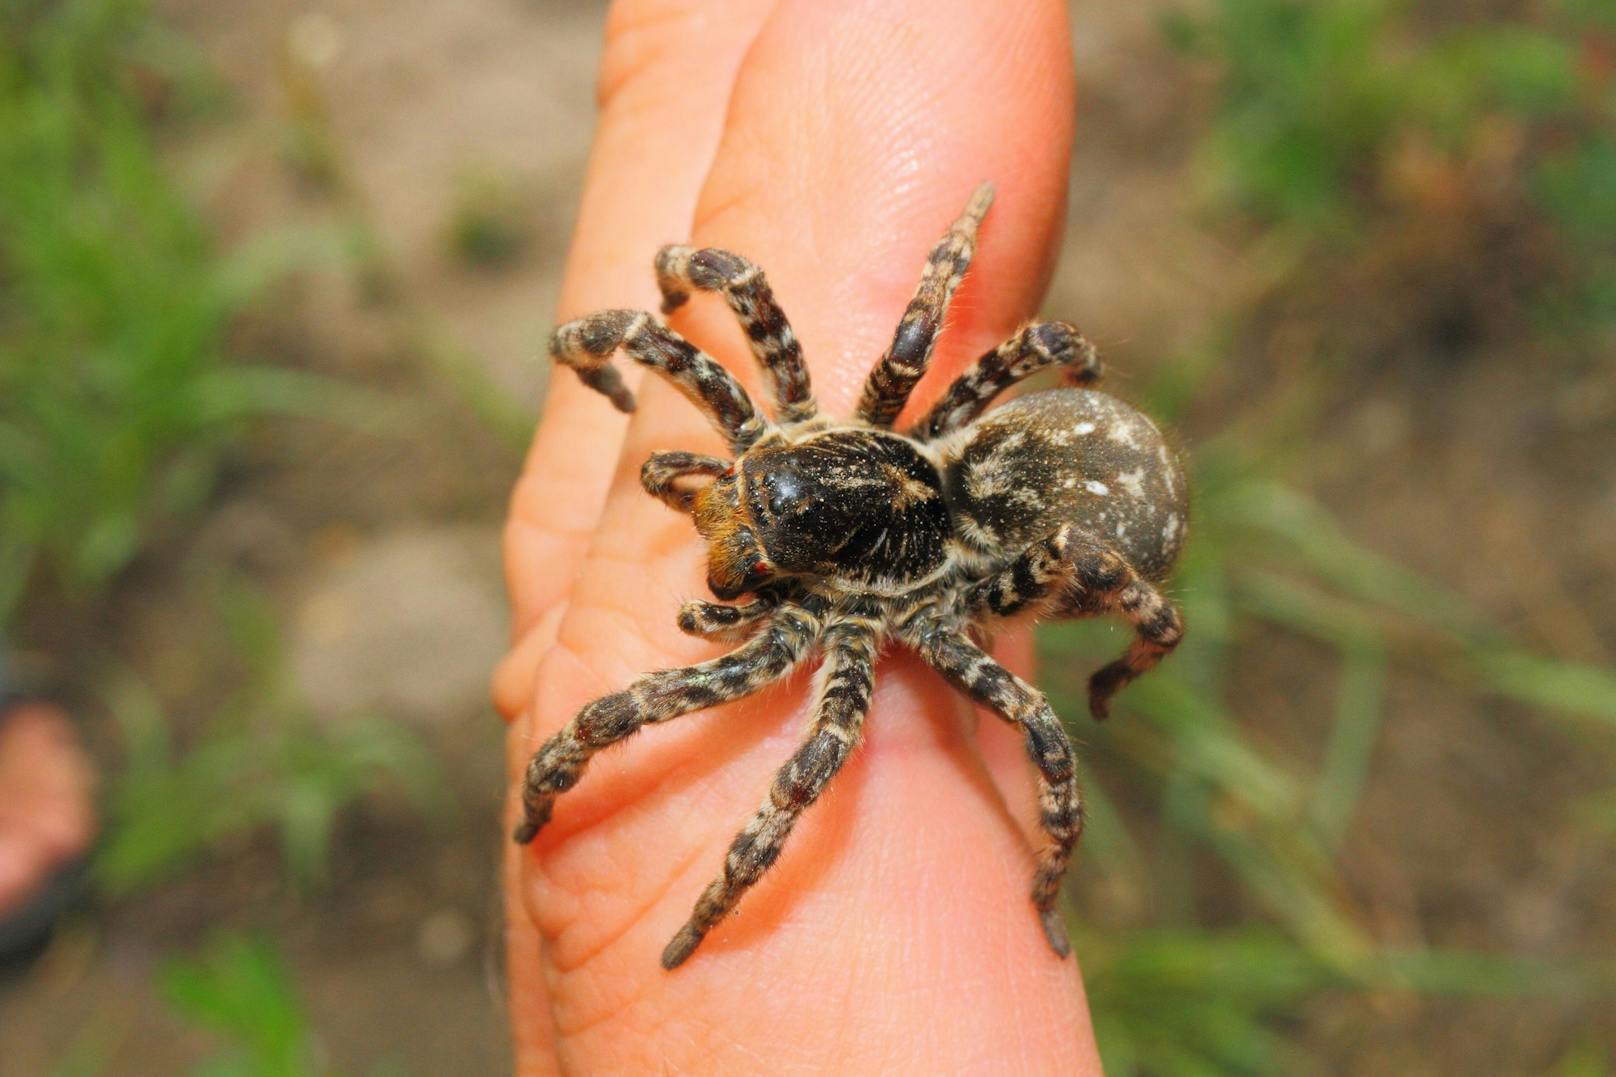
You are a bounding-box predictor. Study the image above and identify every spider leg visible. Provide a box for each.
[910,627,1080,958]
[655,246,816,423]
[1080,576,1184,721]
[549,310,768,451]
[641,451,731,513]
[512,608,821,844]
[856,183,994,427]
[661,623,876,968]
[909,321,1103,441]
[962,525,1185,720]
[676,596,777,641]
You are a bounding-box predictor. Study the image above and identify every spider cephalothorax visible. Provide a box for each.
[692,430,953,597]
[517,184,1188,970]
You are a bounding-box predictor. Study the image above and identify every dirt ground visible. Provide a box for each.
[2,0,1613,1072]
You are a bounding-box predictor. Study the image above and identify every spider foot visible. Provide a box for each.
[1038,905,1072,959]
[1086,580,1184,721]
[660,923,705,970]
[513,731,589,844]
[1087,660,1130,721]
[676,598,773,640]
[511,800,553,845]
[548,309,765,450]
[654,244,816,422]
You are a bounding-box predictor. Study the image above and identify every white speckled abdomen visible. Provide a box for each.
[940,389,1188,581]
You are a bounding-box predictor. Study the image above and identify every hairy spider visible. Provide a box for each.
[516,183,1187,970]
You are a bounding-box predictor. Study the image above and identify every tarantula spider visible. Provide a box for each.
[516,183,1187,970]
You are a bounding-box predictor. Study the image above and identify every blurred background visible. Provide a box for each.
[1,0,1613,1072]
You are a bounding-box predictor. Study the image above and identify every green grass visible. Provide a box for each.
[1083,927,1600,1076]
[0,4,459,1072]
[1167,0,1616,331]
[1044,362,1616,1069]
[160,933,322,1077]
[0,0,364,625]
[1043,3,1616,1069]
[1,0,434,901]
[100,581,445,895]
[1050,403,1616,1072]
[445,164,532,270]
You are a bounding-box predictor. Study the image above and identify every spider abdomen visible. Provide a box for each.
[942,389,1187,582]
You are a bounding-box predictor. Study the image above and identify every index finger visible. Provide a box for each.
[499,0,778,644]
[496,3,777,1069]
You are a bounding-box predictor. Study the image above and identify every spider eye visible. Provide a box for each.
[764,470,806,518]
[762,491,801,514]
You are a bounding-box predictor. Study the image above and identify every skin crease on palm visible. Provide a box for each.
[495,0,1105,1071]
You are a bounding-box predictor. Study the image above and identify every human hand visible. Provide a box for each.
[495,0,1100,1069]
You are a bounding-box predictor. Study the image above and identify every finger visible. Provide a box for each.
[683,2,1088,975]
[499,0,778,649]
[511,0,1099,1071]
[681,0,1085,905]
[497,3,777,1070]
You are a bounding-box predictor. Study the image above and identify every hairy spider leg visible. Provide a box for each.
[911,629,1081,958]
[1077,578,1184,722]
[641,451,731,513]
[513,612,820,844]
[549,310,769,452]
[857,182,995,427]
[661,623,876,968]
[676,596,778,641]
[962,525,1185,721]
[656,246,817,424]
[909,321,1104,441]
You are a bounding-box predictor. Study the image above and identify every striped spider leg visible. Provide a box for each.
[661,620,876,968]
[961,524,1185,720]
[905,620,1082,957]
[857,182,995,427]
[513,600,826,844]
[656,245,817,423]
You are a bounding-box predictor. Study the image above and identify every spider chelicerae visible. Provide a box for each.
[516,183,1187,969]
